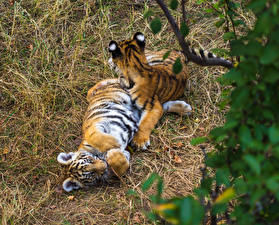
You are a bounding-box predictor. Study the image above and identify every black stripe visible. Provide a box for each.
[134,54,153,72]
[109,106,138,125]
[110,120,128,132]
[87,109,110,120]
[171,78,183,99]
[106,115,134,138]
[128,77,135,89]
[168,76,178,99]
[142,99,149,111]
[148,60,164,65]
[120,133,126,143]
[129,45,140,54]
[150,75,160,108]
[159,74,167,98]
[199,49,205,58]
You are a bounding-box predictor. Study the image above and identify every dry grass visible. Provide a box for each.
[0,0,252,224]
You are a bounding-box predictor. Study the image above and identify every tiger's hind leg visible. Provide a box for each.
[163,100,192,116]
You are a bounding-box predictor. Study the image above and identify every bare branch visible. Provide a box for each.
[154,0,233,69]
[181,0,187,25]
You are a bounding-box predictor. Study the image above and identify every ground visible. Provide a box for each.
[0,0,239,224]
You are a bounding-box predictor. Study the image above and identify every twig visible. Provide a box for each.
[199,146,209,225]
[154,0,233,69]
[181,0,187,25]
[224,0,240,62]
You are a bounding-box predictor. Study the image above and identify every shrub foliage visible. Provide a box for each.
[142,0,279,224]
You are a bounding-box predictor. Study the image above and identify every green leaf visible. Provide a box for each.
[162,50,171,60]
[266,177,279,192]
[260,44,279,64]
[210,127,225,139]
[248,0,268,13]
[223,32,235,41]
[239,125,252,147]
[233,19,247,27]
[169,0,178,10]
[212,203,228,215]
[244,155,261,175]
[223,69,244,85]
[141,173,160,192]
[180,21,189,38]
[150,17,162,34]
[223,120,238,130]
[205,8,214,13]
[196,0,206,4]
[172,57,183,74]
[215,18,225,28]
[268,126,279,144]
[216,168,230,186]
[234,177,247,195]
[190,136,207,146]
[231,87,250,109]
[180,198,192,224]
[143,9,154,19]
[264,67,279,83]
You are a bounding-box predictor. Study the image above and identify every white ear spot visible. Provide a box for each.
[62,178,82,192]
[57,152,75,165]
[109,43,117,51]
[136,33,145,42]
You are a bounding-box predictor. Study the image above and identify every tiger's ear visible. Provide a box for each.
[133,32,145,49]
[62,177,83,192]
[109,40,122,58]
[57,152,75,165]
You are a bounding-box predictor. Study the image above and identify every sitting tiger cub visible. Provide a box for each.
[108,32,194,149]
[57,54,192,192]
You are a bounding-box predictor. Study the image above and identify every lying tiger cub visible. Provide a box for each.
[108,32,224,149]
[57,57,192,192]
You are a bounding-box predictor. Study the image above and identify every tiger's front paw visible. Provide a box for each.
[132,133,151,150]
[106,149,129,176]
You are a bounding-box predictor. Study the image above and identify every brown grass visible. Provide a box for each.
[0,0,252,224]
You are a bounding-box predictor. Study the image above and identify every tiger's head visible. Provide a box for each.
[108,32,148,88]
[57,150,109,192]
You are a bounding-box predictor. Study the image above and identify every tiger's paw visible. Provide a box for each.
[179,101,192,116]
[132,134,151,150]
[163,100,192,116]
[106,149,129,176]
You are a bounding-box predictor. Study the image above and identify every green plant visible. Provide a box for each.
[141,0,279,224]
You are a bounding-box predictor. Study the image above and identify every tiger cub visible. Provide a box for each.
[57,77,192,191]
[108,32,196,149]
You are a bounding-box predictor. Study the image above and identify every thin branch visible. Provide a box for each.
[181,0,187,25]
[224,0,240,62]
[155,0,233,69]
[200,146,209,225]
